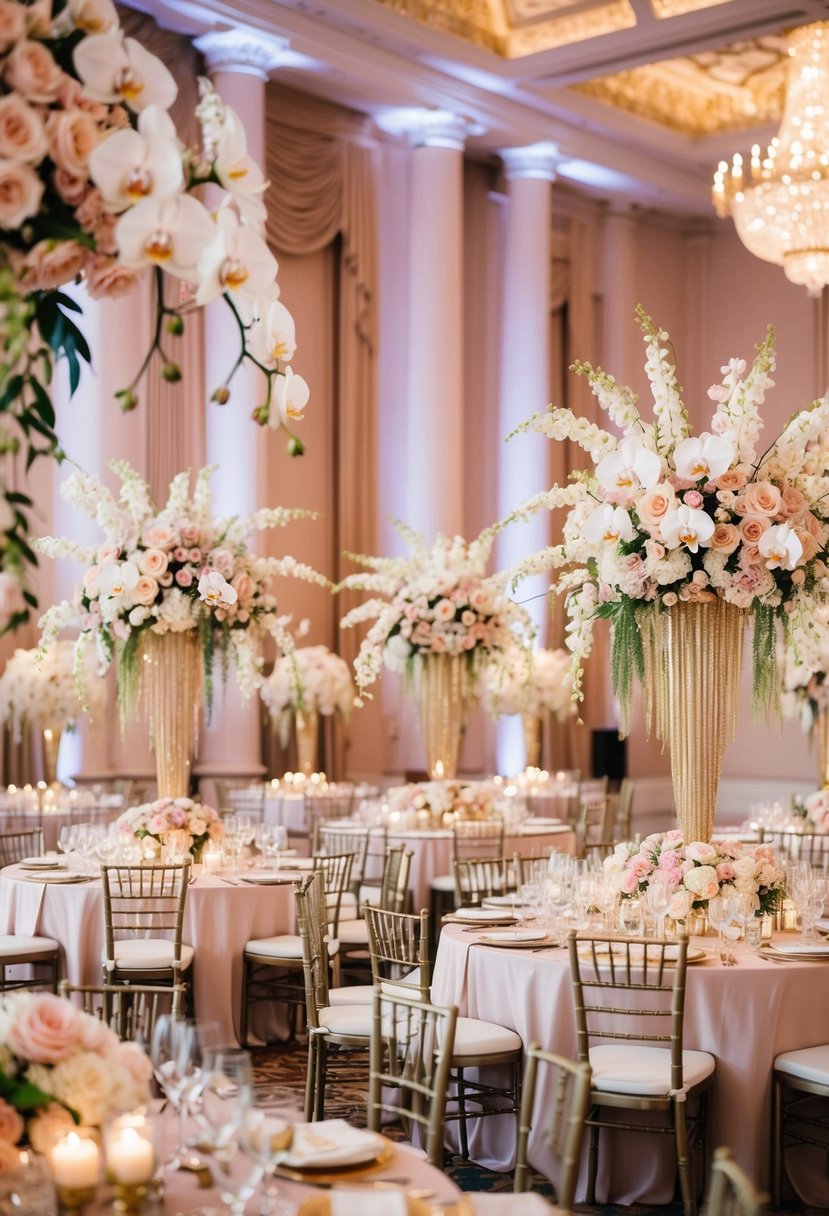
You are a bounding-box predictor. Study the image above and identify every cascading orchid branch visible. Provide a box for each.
[0,0,308,628]
[338,519,535,696]
[504,308,829,724]
[35,461,329,719]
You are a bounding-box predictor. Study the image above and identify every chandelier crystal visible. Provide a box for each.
[713,22,829,297]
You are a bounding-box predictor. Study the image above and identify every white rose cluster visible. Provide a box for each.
[0,640,104,741]
[482,647,575,720]
[261,644,355,746]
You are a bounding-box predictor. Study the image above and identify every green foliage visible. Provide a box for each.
[116,630,140,730]
[752,602,778,721]
[608,598,645,719]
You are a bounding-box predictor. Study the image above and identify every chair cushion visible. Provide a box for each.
[451,1016,522,1059]
[328,984,374,1006]
[430,874,455,893]
[317,1004,373,1037]
[336,919,369,945]
[380,967,424,1001]
[775,1044,829,1086]
[589,1044,715,1096]
[106,940,194,971]
[326,892,359,923]
[245,935,302,960]
[0,935,58,959]
[358,883,381,908]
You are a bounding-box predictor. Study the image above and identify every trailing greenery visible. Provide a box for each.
[596,597,645,720]
[752,602,778,721]
[115,629,141,730]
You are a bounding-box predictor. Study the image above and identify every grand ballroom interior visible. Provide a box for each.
[5,0,829,1213]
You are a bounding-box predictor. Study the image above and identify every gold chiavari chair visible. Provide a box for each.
[59,980,186,1043]
[101,862,193,992]
[0,827,44,866]
[514,1042,592,1208]
[454,856,512,907]
[706,1146,767,1216]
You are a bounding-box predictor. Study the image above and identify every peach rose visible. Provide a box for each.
[56,75,109,122]
[91,211,117,255]
[740,544,761,566]
[0,159,43,228]
[743,480,782,517]
[711,523,740,554]
[27,1104,75,1156]
[53,167,89,206]
[794,527,819,564]
[46,109,99,177]
[715,469,746,491]
[636,483,677,535]
[74,186,105,232]
[4,40,64,103]
[0,0,26,53]
[803,510,823,539]
[779,485,807,518]
[0,95,47,164]
[0,1099,23,1146]
[20,239,87,291]
[732,495,748,516]
[142,523,177,550]
[138,548,168,578]
[231,572,254,607]
[84,253,142,300]
[740,516,770,545]
[7,993,84,1063]
[132,575,159,606]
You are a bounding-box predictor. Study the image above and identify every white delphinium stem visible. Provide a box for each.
[636,306,688,457]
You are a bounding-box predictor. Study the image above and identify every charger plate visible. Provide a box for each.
[297,1195,432,1215]
[23,872,94,884]
[478,929,549,948]
[274,1138,394,1184]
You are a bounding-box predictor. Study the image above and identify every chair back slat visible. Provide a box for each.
[101,862,190,974]
[295,871,331,1026]
[379,844,412,913]
[216,780,266,820]
[452,818,505,862]
[514,1042,592,1210]
[58,979,185,1042]
[0,828,44,866]
[454,856,511,906]
[364,906,430,1001]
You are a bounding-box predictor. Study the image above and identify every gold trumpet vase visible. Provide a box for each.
[140,631,202,799]
[816,704,829,789]
[41,726,62,787]
[643,598,745,844]
[522,713,542,770]
[416,652,468,779]
[295,708,320,776]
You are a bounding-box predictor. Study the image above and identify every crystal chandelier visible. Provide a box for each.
[713,22,829,297]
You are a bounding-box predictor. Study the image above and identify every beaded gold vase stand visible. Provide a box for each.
[816,704,829,790]
[140,631,202,799]
[522,714,542,770]
[416,652,467,779]
[295,708,319,776]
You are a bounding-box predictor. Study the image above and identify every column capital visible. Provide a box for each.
[500,142,558,182]
[194,30,289,79]
[377,107,485,150]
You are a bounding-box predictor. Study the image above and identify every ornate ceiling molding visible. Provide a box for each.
[194,30,290,77]
[500,142,558,180]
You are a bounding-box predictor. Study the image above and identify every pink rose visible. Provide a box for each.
[711,523,740,554]
[142,523,178,550]
[179,523,201,545]
[0,0,26,52]
[158,572,173,587]
[174,568,193,588]
[620,870,640,896]
[0,95,47,164]
[174,548,188,563]
[53,168,90,207]
[132,575,159,606]
[662,591,678,607]
[0,573,25,628]
[7,993,84,1063]
[138,548,168,577]
[779,485,807,518]
[116,1040,153,1088]
[20,240,87,291]
[683,490,703,509]
[208,547,233,576]
[231,572,254,607]
[434,598,456,623]
[0,1099,23,1146]
[111,619,130,641]
[636,484,677,536]
[4,40,64,102]
[46,109,98,177]
[743,480,782,517]
[85,253,142,299]
[188,548,202,564]
[0,159,43,228]
[740,516,770,545]
[716,862,735,882]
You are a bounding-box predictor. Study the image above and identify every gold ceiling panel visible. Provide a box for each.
[372,0,636,58]
[574,35,787,135]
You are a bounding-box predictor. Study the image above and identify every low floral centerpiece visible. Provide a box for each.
[36,461,327,796]
[115,796,222,861]
[0,991,152,1162]
[261,644,354,774]
[382,779,512,828]
[0,0,307,627]
[506,309,829,840]
[603,831,787,923]
[339,521,533,778]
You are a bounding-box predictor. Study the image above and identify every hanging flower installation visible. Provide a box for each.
[0,0,306,628]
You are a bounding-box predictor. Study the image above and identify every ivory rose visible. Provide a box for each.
[27,1104,75,1155]
[0,95,47,162]
[683,864,720,901]
[743,480,782,517]
[0,159,44,228]
[636,483,676,535]
[141,522,177,550]
[5,40,64,103]
[7,993,83,1064]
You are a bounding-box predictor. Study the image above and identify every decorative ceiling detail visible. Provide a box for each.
[573,35,788,135]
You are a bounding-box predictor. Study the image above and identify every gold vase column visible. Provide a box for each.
[644,599,745,844]
[815,704,829,790]
[41,726,62,787]
[295,708,319,777]
[522,713,542,770]
[140,631,202,799]
[416,653,467,779]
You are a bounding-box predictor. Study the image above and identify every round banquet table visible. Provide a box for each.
[0,866,296,1046]
[432,923,829,1206]
[316,821,576,910]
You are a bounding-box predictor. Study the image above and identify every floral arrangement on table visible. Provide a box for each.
[35,461,328,714]
[0,991,152,1160]
[0,0,308,629]
[339,520,534,694]
[260,644,355,748]
[506,308,829,718]
[0,639,104,741]
[115,796,223,860]
[791,790,829,831]
[383,779,513,827]
[603,831,787,920]
[482,646,575,720]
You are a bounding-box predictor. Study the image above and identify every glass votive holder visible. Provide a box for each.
[50,1129,102,1212]
[104,1111,158,1215]
[618,897,644,936]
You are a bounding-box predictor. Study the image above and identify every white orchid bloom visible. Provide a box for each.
[661,504,715,554]
[198,569,238,607]
[248,298,296,366]
[88,105,183,212]
[97,560,139,605]
[68,0,119,34]
[584,503,635,546]
[73,32,177,112]
[213,105,267,230]
[595,437,661,495]
[115,193,215,283]
[195,206,277,307]
[759,523,803,571]
[673,433,735,482]
[269,366,309,428]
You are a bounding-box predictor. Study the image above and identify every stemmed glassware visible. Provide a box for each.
[190,1047,260,1216]
[645,876,672,940]
[787,864,826,944]
[707,891,740,963]
[240,1085,301,1216]
[150,1017,220,1170]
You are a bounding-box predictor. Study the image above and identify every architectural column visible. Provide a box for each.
[494,144,557,773]
[403,112,477,539]
[193,32,286,789]
[601,208,640,390]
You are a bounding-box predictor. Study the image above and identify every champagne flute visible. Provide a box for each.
[191,1048,259,1216]
[240,1086,300,1216]
[150,1017,219,1170]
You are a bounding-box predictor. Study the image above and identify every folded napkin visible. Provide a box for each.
[462,1195,555,1215]
[330,1192,407,1216]
[815,917,829,934]
[282,1119,381,1168]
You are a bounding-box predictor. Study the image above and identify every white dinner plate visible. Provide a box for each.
[479,929,548,946]
[519,824,570,835]
[482,895,529,909]
[240,871,305,885]
[23,872,93,884]
[526,818,563,828]
[578,943,707,965]
[452,907,516,923]
[280,1120,385,1169]
[769,942,829,957]
[19,856,65,869]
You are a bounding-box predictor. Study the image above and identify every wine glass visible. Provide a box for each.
[150,1017,219,1169]
[645,876,672,940]
[240,1086,301,1216]
[191,1048,259,1216]
[707,892,738,963]
[58,824,78,858]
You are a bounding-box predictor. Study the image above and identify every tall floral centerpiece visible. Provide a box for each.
[340,522,533,778]
[261,644,355,776]
[507,309,829,841]
[482,646,575,769]
[782,598,829,788]
[0,640,104,783]
[0,0,308,629]
[36,462,327,797]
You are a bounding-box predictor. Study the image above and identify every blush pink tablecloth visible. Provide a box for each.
[0,868,295,1046]
[432,923,829,1206]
